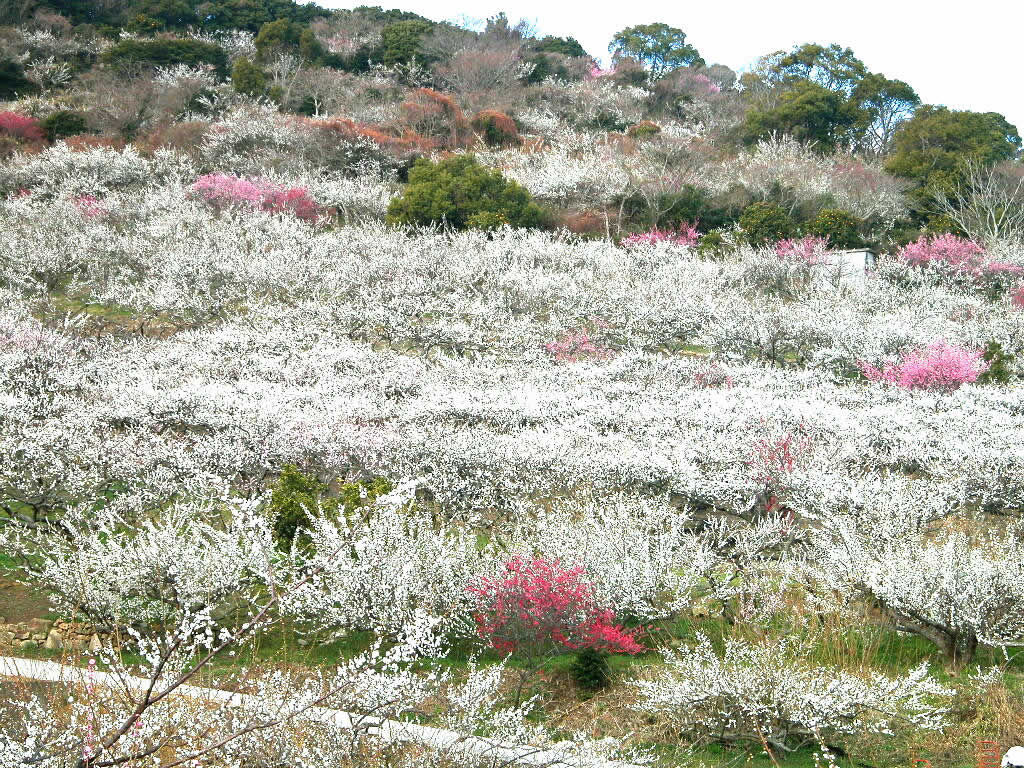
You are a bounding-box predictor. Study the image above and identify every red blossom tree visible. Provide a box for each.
[466,557,644,659]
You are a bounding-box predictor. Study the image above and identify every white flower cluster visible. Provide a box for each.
[632,636,950,751]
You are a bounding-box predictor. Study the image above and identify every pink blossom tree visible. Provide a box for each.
[859,341,988,392]
[544,330,613,362]
[899,234,985,270]
[775,235,829,265]
[190,173,319,222]
[621,221,699,248]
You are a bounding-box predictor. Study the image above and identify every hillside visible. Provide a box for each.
[1,3,1024,768]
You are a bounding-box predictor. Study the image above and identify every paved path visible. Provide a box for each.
[0,655,636,768]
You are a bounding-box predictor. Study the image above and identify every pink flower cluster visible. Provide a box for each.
[692,361,734,389]
[621,222,699,248]
[747,431,808,492]
[467,556,644,655]
[775,235,829,265]
[859,341,988,392]
[73,194,106,218]
[676,71,721,95]
[588,63,615,79]
[899,234,1024,296]
[1012,283,1024,310]
[0,111,44,142]
[900,234,984,270]
[190,173,319,222]
[545,330,612,363]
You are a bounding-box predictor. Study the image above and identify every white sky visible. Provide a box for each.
[318,0,1024,134]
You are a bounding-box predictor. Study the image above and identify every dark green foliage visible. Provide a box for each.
[375,20,434,67]
[102,39,229,78]
[804,208,863,249]
[387,155,545,231]
[124,0,196,30]
[773,42,867,95]
[0,60,39,100]
[570,647,611,692]
[231,56,266,96]
[885,106,1022,223]
[299,28,326,64]
[270,464,336,549]
[618,185,737,233]
[977,341,1015,384]
[347,5,430,24]
[254,18,303,59]
[193,0,320,32]
[740,202,796,246]
[743,80,863,152]
[591,109,628,133]
[852,73,920,152]
[40,110,88,141]
[531,35,587,58]
[608,23,703,78]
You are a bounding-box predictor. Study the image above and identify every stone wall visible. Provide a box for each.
[0,617,110,651]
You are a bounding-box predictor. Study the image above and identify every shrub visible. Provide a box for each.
[900,234,984,269]
[0,59,39,100]
[621,222,699,248]
[191,173,319,222]
[471,110,520,147]
[617,185,734,233]
[859,341,988,392]
[102,39,228,78]
[739,201,795,247]
[0,111,44,142]
[570,647,611,692]
[337,477,392,515]
[775,235,829,265]
[466,556,644,660]
[977,341,1015,384]
[269,464,337,548]
[231,56,266,97]
[41,111,89,141]
[804,208,863,249]
[626,120,661,138]
[400,88,470,149]
[387,154,544,230]
[696,230,730,258]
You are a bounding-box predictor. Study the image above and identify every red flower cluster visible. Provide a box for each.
[191,173,319,222]
[467,556,644,656]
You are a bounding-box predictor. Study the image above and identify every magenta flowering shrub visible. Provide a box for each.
[621,222,699,248]
[545,330,613,363]
[900,234,984,270]
[775,236,829,265]
[190,173,319,222]
[859,342,988,392]
[467,556,644,656]
[0,111,45,142]
[898,234,1024,298]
